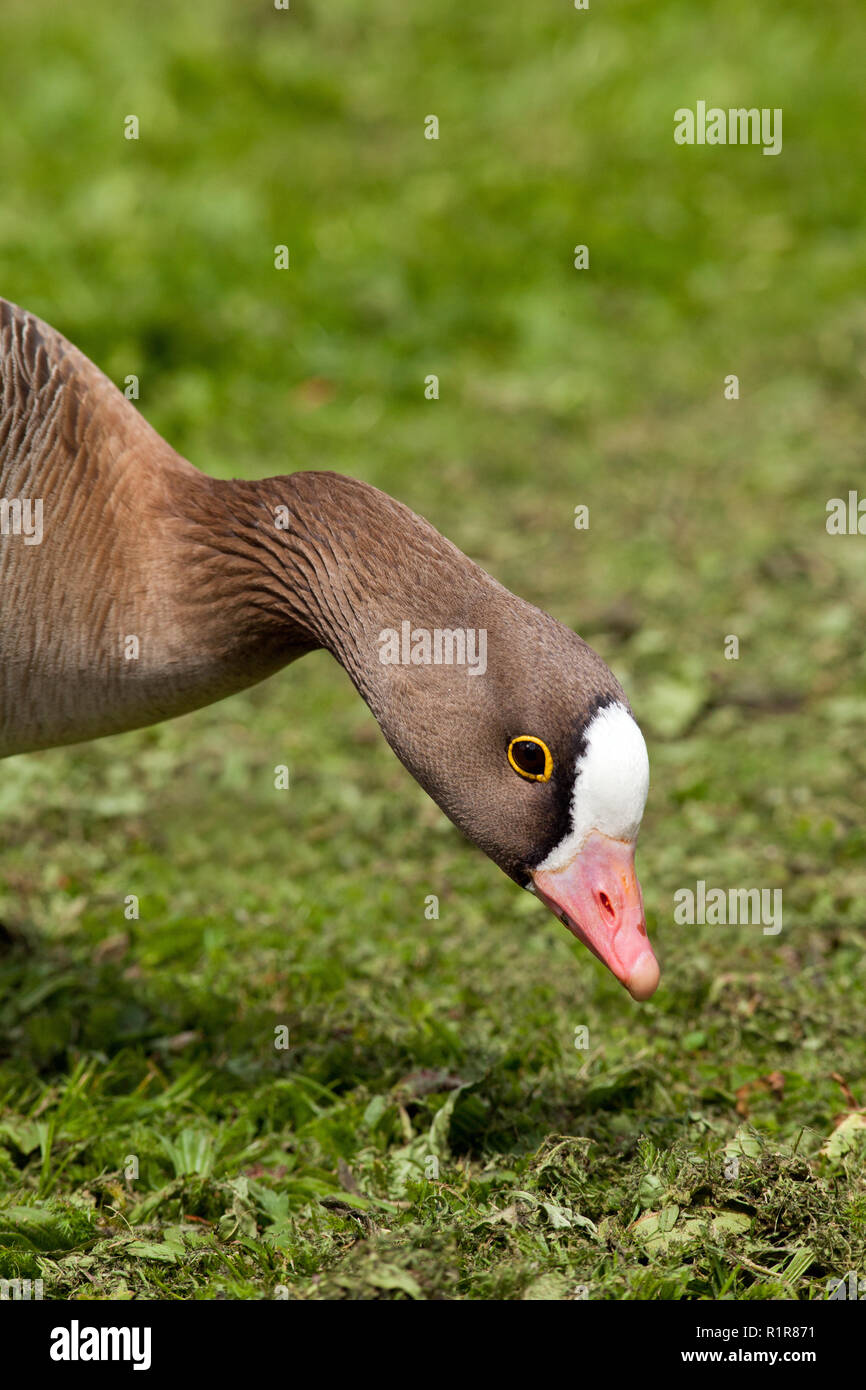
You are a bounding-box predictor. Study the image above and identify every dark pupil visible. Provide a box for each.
[516,741,545,773]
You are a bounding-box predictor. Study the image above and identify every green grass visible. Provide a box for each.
[1,0,865,1299]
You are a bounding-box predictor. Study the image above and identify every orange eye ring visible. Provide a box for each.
[507,736,553,783]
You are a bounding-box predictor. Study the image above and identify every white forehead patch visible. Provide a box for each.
[535,702,649,871]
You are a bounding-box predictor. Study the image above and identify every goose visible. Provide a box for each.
[0,298,659,1001]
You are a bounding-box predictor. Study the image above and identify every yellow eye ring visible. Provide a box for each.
[507,736,553,783]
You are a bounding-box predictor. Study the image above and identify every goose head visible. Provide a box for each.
[355,578,658,1001]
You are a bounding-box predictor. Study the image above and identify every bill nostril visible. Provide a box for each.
[598,890,614,919]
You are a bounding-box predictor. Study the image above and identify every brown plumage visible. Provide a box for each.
[0,298,659,998]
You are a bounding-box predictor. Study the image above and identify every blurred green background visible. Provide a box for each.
[0,0,864,1300]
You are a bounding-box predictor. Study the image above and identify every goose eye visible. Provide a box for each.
[507,736,553,782]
